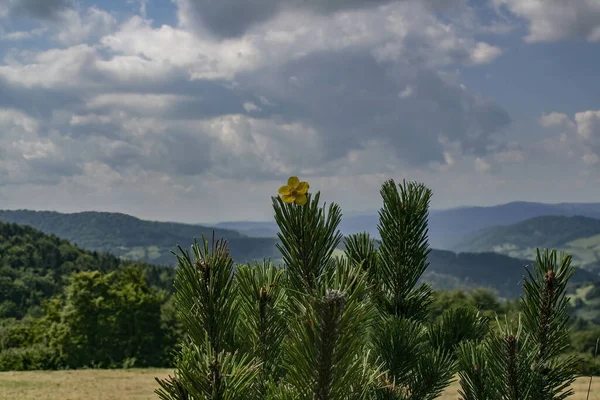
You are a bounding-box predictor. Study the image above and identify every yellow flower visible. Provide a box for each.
[278,176,310,206]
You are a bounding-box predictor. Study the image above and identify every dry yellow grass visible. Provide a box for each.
[0,369,599,399]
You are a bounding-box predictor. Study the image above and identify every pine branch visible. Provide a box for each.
[376,179,433,320]
[236,261,287,393]
[174,337,260,400]
[280,258,379,399]
[171,236,238,353]
[156,235,261,400]
[344,233,378,283]
[373,316,425,388]
[272,192,343,295]
[155,374,191,400]
[427,306,489,358]
[456,341,496,400]
[520,249,579,400]
[484,319,534,400]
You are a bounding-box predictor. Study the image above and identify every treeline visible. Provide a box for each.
[0,266,180,370]
[0,221,174,319]
[1,220,600,374]
[0,221,178,370]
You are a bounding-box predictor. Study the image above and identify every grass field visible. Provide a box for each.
[0,369,599,399]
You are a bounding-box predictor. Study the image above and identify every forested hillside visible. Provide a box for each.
[0,221,179,370]
[0,210,279,266]
[425,249,597,298]
[2,210,596,300]
[1,219,599,374]
[454,215,600,270]
[0,221,174,319]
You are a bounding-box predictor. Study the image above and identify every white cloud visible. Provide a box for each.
[85,93,193,115]
[539,110,600,167]
[0,44,99,88]
[0,108,40,133]
[8,0,585,221]
[583,150,599,165]
[0,28,47,41]
[69,113,114,126]
[0,108,78,186]
[469,42,503,65]
[575,110,600,142]
[100,16,262,80]
[493,149,524,163]
[398,85,414,99]
[100,2,502,84]
[539,112,576,129]
[475,157,491,173]
[54,7,117,45]
[13,139,59,161]
[494,0,600,42]
[243,102,262,113]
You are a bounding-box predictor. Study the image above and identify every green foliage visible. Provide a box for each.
[0,220,181,370]
[0,343,58,371]
[456,249,580,400]
[375,180,433,320]
[159,178,500,399]
[155,236,254,399]
[0,317,60,370]
[429,288,518,322]
[272,192,343,294]
[236,261,287,389]
[0,221,175,319]
[280,258,380,400]
[427,307,489,357]
[51,266,168,368]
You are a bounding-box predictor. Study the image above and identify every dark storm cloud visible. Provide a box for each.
[177,0,464,38]
[66,117,213,177]
[0,78,84,121]
[236,50,511,166]
[6,0,75,20]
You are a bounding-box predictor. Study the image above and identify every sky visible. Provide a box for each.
[0,0,599,224]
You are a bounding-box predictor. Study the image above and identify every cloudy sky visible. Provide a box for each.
[0,0,599,223]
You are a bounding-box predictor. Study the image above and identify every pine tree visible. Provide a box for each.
[155,236,259,400]
[456,249,580,400]
[347,180,488,400]
[156,177,579,400]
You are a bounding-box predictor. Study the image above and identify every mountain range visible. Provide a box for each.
[210,201,600,249]
[2,202,600,298]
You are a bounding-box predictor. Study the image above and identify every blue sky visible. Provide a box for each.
[0,0,599,223]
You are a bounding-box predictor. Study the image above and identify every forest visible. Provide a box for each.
[1,205,600,377]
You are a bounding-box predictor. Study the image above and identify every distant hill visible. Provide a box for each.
[0,210,279,266]
[209,201,600,249]
[454,215,600,271]
[2,209,597,300]
[332,241,597,299]
[425,249,596,298]
[211,221,280,238]
[428,202,600,249]
[0,220,174,318]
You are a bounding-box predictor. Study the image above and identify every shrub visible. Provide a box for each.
[0,343,59,371]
